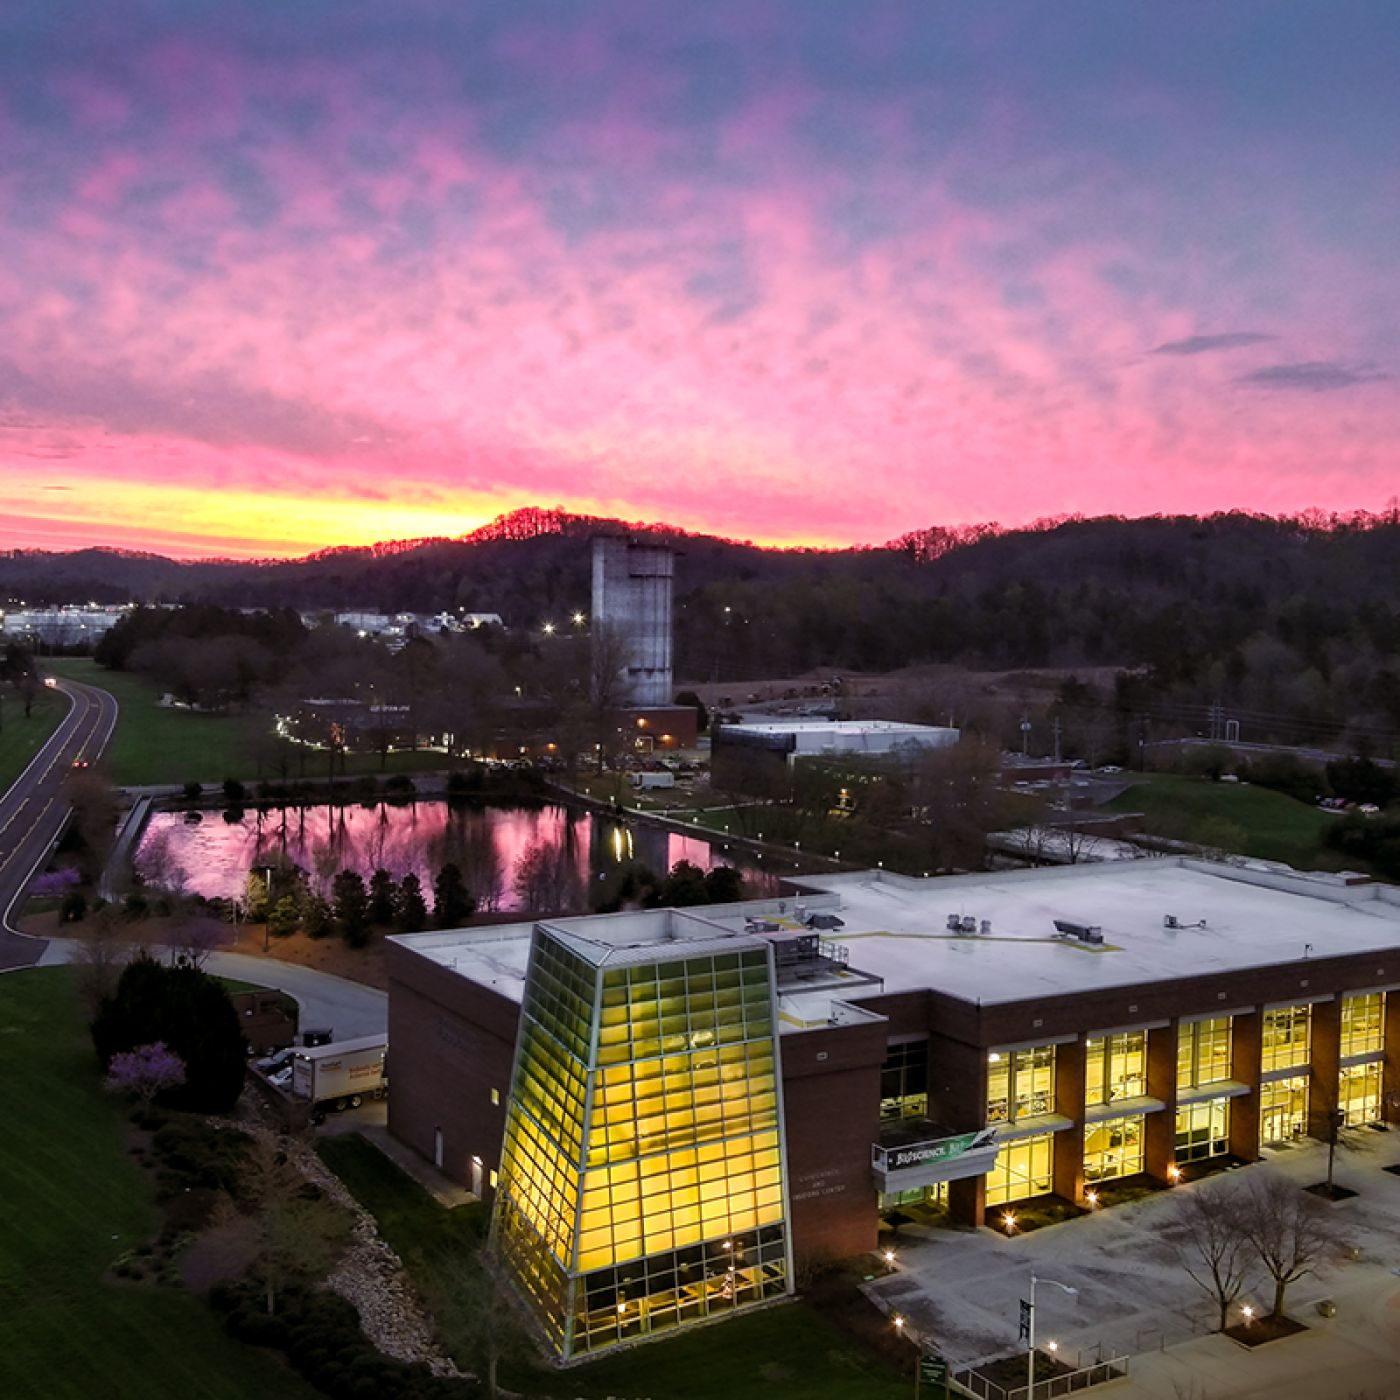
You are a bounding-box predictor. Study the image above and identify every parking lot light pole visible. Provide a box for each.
[1026,1274,1078,1400]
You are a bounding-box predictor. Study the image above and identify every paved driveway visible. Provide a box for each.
[865,1133,1400,1399]
[37,941,388,1040]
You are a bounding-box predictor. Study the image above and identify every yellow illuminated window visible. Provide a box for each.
[1259,1075,1309,1141]
[986,1045,1055,1124]
[1339,1062,1381,1125]
[1083,1031,1145,1107]
[985,1134,1052,1206]
[1175,1099,1228,1163]
[1083,1115,1144,1181]
[1340,993,1384,1058]
[1261,1006,1311,1074]
[1177,1018,1231,1089]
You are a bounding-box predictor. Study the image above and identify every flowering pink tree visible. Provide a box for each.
[104,1041,187,1108]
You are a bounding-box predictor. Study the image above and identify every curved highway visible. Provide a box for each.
[0,678,118,971]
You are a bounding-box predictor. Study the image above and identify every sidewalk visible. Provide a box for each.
[865,1131,1400,1399]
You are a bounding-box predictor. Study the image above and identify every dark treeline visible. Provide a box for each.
[10,507,1400,751]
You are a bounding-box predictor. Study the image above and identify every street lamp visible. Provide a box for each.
[1025,1274,1078,1400]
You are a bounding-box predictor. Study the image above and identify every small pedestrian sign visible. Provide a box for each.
[916,1352,949,1398]
[919,1355,947,1383]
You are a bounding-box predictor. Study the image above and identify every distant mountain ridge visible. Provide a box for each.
[4,503,1400,651]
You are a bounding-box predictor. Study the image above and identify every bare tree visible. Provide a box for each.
[71,909,140,1018]
[512,836,584,912]
[165,914,227,969]
[1239,1172,1344,1320]
[588,620,640,773]
[232,1134,354,1316]
[135,829,190,898]
[1312,1077,1367,1199]
[433,1255,532,1400]
[1174,1179,1256,1331]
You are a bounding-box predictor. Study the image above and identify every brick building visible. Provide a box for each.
[385,858,1400,1358]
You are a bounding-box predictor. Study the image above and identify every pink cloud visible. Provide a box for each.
[0,10,1395,557]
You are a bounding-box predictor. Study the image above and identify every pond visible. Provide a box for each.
[136,801,779,912]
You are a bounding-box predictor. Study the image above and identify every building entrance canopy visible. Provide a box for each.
[872,1126,1000,1192]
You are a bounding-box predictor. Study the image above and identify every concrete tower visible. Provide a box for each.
[590,537,673,707]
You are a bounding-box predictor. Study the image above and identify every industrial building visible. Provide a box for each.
[385,857,1400,1360]
[711,717,958,795]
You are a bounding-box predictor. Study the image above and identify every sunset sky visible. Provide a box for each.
[2,2,1396,560]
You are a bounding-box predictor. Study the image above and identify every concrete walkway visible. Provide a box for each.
[36,939,388,1040]
[317,1099,475,1209]
[865,1132,1400,1400]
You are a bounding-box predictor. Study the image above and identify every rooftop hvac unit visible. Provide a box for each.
[1164,914,1179,929]
[980,919,992,935]
[947,914,962,931]
[1053,919,1104,944]
[960,915,977,933]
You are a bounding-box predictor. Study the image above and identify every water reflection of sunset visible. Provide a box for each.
[139,803,768,911]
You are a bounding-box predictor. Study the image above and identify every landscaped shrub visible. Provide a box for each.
[150,1119,253,1197]
[209,1279,482,1399]
[91,953,247,1112]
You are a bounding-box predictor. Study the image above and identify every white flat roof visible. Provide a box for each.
[394,859,1400,1018]
[792,860,1400,1005]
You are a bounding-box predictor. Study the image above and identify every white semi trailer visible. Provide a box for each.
[291,1035,387,1112]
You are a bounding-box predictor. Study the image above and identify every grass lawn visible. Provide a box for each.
[45,658,451,788]
[0,967,321,1400]
[0,680,68,795]
[46,658,268,787]
[1105,774,1340,869]
[318,1133,909,1400]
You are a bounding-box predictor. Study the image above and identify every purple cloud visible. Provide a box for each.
[1152,333,1276,356]
[1235,361,1388,392]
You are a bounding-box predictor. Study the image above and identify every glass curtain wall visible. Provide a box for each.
[494,929,789,1359]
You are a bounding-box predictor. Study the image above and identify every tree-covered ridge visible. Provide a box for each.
[11,507,1400,752]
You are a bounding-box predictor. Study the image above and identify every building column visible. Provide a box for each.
[1309,999,1342,1139]
[1230,1011,1261,1161]
[1053,1039,1085,1205]
[1384,996,1400,1125]
[1144,1025,1177,1181]
[948,1173,985,1227]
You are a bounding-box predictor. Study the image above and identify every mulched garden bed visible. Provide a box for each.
[970,1349,1076,1391]
[1222,1314,1308,1347]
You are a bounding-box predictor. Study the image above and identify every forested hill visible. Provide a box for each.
[5,509,1400,714]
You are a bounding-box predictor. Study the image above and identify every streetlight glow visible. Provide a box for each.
[1026,1274,1078,1400]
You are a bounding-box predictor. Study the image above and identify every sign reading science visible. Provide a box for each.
[888,1127,998,1171]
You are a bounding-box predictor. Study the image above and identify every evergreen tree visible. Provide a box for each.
[368,867,398,926]
[433,862,476,928]
[302,892,333,940]
[704,864,745,903]
[331,870,371,948]
[91,952,245,1113]
[398,872,428,932]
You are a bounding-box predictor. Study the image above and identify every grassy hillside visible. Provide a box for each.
[0,680,67,794]
[46,658,446,787]
[1106,774,1342,870]
[0,967,320,1400]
